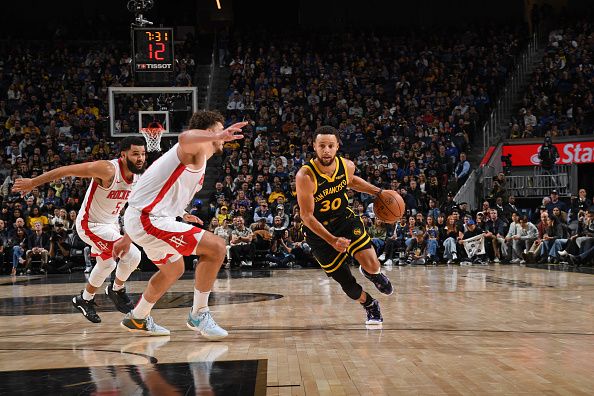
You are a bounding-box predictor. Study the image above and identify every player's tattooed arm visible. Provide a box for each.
[344,159,382,196]
[12,160,116,194]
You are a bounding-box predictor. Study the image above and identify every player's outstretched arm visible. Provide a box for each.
[344,159,382,196]
[296,168,350,253]
[12,160,115,194]
[178,121,248,154]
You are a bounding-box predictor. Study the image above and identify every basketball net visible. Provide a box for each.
[140,125,164,152]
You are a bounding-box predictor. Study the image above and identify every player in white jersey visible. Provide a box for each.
[113,110,246,338]
[12,137,146,323]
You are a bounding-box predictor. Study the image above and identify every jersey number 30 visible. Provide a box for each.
[320,197,341,212]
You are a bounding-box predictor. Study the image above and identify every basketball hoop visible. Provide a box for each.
[140,126,165,152]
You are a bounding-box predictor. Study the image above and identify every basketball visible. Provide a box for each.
[373,190,405,223]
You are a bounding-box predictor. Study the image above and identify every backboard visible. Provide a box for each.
[108,86,198,138]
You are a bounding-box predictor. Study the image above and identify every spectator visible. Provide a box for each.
[267,229,295,268]
[454,152,471,188]
[459,219,488,265]
[442,215,463,264]
[9,226,27,275]
[546,189,567,213]
[229,216,254,269]
[538,215,564,264]
[404,229,428,265]
[537,136,559,173]
[25,221,50,273]
[484,209,508,263]
[368,218,387,256]
[0,219,8,274]
[253,200,273,225]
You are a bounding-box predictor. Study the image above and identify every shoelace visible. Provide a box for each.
[146,316,156,330]
[197,312,218,331]
[116,289,131,303]
[366,303,381,319]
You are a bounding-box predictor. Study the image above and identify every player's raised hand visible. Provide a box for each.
[218,121,248,142]
[12,178,34,195]
[332,236,351,253]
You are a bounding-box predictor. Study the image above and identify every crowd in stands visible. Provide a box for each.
[211,26,577,268]
[0,38,195,275]
[1,22,593,274]
[509,20,593,139]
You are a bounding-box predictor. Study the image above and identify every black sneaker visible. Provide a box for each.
[105,283,134,314]
[72,292,101,323]
[567,254,580,266]
[363,299,383,325]
[359,266,394,295]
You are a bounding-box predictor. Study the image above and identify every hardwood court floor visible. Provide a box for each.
[1,265,593,395]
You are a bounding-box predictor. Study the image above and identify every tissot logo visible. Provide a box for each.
[137,63,173,70]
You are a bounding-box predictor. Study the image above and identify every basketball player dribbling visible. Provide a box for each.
[113,111,246,338]
[296,126,393,326]
[12,137,147,323]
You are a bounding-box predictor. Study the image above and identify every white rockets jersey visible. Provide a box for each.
[128,143,206,218]
[77,158,137,225]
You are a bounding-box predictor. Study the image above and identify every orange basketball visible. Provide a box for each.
[373,190,405,223]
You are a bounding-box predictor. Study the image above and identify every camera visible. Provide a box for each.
[127,0,154,26]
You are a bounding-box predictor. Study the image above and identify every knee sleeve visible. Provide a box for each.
[330,267,363,300]
[88,257,116,288]
[115,244,142,282]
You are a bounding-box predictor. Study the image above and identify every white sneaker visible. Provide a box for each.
[511,258,521,264]
[121,314,171,336]
[520,259,526,264]
[558,250,568,257]
[187,310,228,340]
[493,257,500,263]
[383,259,393,266]
[378,253,386,261]
[84,266,92,274]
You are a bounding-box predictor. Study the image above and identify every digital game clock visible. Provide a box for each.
[132,27,174,72]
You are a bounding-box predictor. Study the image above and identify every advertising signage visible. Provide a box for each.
[501,140,594,166]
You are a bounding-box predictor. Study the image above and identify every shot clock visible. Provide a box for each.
[132,27,174,72]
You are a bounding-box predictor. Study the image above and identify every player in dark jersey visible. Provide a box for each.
[296,126,393,326]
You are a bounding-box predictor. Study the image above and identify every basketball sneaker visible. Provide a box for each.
[105,283,134,314]
[121,313,170,336]
[359,266,394,295]
[187,310,228,340]
[72,292,101,323]
[363,299,383,325]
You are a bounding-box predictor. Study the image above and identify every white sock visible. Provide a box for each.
[192,289,210,316]
[363,266,381,275]
[82,289,95,301]
[132,295,155,319]
[112,282,125,291]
